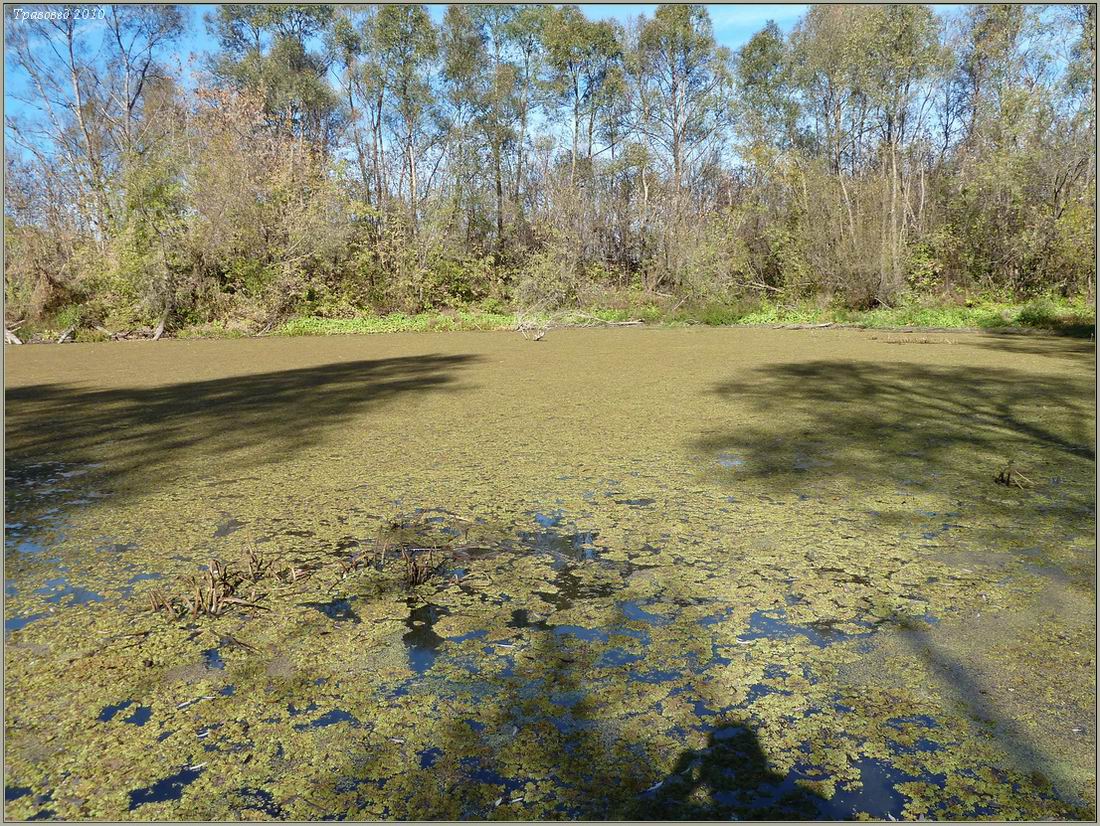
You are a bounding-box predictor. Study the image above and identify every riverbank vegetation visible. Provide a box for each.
[4,4,1096,341]
[8,294,1095,344]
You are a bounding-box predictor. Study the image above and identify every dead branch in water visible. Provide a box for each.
[145,512,472,622]
[571,311,644,327]
[516,308,644,341]
[401,545,441,587]
[995,463,1034,489]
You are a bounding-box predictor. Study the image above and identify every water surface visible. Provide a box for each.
[4,328,1095,819]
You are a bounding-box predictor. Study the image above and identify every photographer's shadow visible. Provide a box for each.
[636,718,832,820]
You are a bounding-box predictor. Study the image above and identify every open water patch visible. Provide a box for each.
[98,699,135,722]
[518,523,602,566]
[127,766,205,810]
[738,608,877,648]
[403,602,449,674]
[202,648,226,671]
[620,599,674,626]
[301,597,361,624]
[5,612,49,634]
[34,577,104,607]
[294,708,359,730]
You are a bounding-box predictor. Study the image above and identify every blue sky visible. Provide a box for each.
[580,4,810,43]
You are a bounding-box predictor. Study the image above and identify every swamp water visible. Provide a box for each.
[3,327,1095,820]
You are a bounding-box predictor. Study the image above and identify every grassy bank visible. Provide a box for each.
[271,295,1095,338]
[9,295,1094,343]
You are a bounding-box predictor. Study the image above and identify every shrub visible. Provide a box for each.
[1015,296,1060,328]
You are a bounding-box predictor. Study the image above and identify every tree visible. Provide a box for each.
[375,4,438,223]
[736,21,798,149]
[3,4,1095,332]
[543,5,622,185]
[207,4,341,148]
[634,5,731,198]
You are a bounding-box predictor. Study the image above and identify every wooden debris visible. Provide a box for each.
[402,545,441,587]
[995,463,1034,489]
[516,308,644,341]
[145,513,467,623]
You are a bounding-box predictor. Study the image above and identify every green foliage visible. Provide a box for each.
[225,259,279,298]
[698,302,745,326]
[422,254,498,307]
[736,21,798,146]
[175,321,249,339]
[73,328,111,343]
[276,311,517,337]
[207,4,340,141]
[905,240,941,294]
[53,304,87,332]
[1010,296,1096,332]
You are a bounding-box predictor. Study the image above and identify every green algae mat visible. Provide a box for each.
[4,327,1095,820]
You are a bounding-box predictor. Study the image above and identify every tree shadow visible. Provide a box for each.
[4,354,481,509]
[967,330,1096,361]
[693,359,1094,495]
[303,587,842,820]
[71,530,1092,821]
[885,611,1096,819]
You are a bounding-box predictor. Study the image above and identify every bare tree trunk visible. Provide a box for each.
[494,142,504,249]
[65,20,111,240]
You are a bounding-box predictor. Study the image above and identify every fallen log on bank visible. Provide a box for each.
[516,310,645,340]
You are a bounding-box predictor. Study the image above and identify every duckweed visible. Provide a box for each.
[4,328,1094,820]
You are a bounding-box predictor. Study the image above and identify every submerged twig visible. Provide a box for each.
[995,462,1033,489]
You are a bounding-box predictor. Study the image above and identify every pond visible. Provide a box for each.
[4,327,1096,819]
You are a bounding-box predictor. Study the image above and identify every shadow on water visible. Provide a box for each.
[318,610,915,820]
[887,612,1094,815]
[692,359,1095,537]
[11,532,1092,820]
[682,357,1095,820]
[969,329,1096,360]
[300,582,913,820]
[176,505,1090,821]
[4,354,481,506]
[695,360,1093,482]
